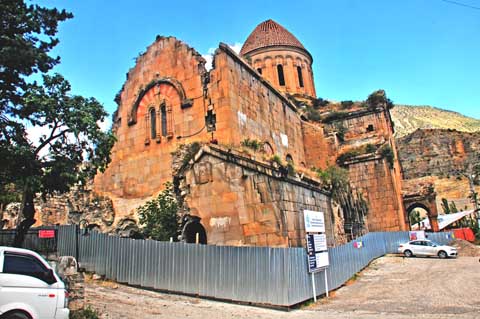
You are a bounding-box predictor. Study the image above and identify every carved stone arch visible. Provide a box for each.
[403,192,439,232]
[128,77,193,125]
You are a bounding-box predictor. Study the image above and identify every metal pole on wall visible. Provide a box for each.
[311,273,317,302]
[324,268,329,297]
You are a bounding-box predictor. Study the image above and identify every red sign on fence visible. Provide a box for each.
[38,230,55,238]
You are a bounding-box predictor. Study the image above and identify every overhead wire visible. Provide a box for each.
[439,0,480,10]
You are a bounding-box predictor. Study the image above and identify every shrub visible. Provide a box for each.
[69,307,99,319]
[313,97,329,109]
[365,144,377,153]
[366,90,394,110]
[137,182,179,241]
[379,145,394,168]
[340,100,354,109]
[305,106,321,122]
[270,154,283,166]
[334,122,347,142]
[337,150,361,165]
[241,138,262,151]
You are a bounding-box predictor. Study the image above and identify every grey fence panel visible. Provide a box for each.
[57,225,76,257]
[54,229,457,306]
[426,232,454,245]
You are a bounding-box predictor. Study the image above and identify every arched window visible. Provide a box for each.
[149,108,156,139]
[297,66,304,88]
[286,154,293,163]
[161,104,167,137]
[263,142,274,155]
[257,68,262,75]
[277,64,285,86]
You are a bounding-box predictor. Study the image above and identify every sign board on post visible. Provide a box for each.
[303,210,329,301]
[38,230,55,239]
[304,210,325,233]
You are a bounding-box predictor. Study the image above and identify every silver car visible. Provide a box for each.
[398,239,457,258]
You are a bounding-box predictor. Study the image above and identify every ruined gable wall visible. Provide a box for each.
[212,47,307,165]
[94,37,211,217]
[182,148,342,247]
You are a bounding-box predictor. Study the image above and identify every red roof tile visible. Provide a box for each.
[240,19,307,56]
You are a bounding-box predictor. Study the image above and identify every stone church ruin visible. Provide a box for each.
[3,20,412,247]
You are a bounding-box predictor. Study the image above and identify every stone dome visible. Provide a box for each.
[240,19,309,58]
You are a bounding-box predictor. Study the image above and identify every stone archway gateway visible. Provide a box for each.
[403,191,439,232]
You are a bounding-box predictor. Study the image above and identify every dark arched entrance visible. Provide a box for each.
[181,215,207,244]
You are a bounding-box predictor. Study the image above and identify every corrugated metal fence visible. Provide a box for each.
[54,226,454,306]
[0,226,58,254]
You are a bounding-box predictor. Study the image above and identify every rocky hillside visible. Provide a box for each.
[391,105,480,137]
[397,129,480,180]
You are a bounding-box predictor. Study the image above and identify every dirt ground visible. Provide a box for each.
[85,256,480,319]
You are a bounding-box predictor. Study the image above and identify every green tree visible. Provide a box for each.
[10,74,115,246]
[0,2,114,246]
[409,209,422,226]
[137,182,179,241]
[0,0,72,127]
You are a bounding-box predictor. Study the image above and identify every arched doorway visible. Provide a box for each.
[406,203,430,230]
[181,215,207,244]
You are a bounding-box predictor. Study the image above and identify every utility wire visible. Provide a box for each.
[439,0,480,10]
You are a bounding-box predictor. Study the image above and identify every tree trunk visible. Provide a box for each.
[12,187,36,247]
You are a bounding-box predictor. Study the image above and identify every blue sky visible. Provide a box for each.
[39,0,480,119]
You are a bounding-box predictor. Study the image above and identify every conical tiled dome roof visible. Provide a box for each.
[240,19,308,56]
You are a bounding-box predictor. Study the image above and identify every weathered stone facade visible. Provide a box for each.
[90,19,408,244]
[11,20,409,246]
[176,145,344,247]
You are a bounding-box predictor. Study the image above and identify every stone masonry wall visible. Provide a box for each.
[348,157,405,231]
[94,37,212,218]
[181,147,342,247]
[211,45,307,165]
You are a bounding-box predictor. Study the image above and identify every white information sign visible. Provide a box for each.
[313,234,327,252]
[303,210,325,233]
[315,251,329,269]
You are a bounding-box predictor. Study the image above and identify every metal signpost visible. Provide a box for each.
[304,210,329,302]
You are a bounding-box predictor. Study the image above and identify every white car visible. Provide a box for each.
[0,246,69,319]
[398,240,457,258]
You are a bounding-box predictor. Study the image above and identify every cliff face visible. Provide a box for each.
[398,129,480,180]
[391,105,480,138]
[398,129,480,212]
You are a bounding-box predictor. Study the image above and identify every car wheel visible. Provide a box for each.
[1,311,31,319]
[438,251,447,259]
[404,250,413,257]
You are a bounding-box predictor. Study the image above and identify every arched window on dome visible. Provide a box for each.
[297,66,304,88]
[257,68,262,75]
[277,64,285,86]
[149,107,157,139]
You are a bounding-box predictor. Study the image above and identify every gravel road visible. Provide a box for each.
[85,256,480,319]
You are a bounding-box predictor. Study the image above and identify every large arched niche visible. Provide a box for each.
[128,77,192,126]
